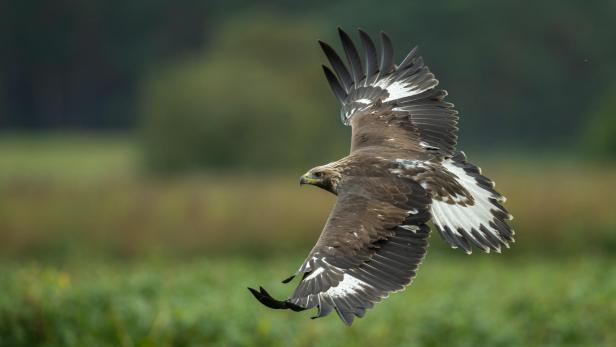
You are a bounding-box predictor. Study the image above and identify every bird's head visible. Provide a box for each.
[300,165,341,194]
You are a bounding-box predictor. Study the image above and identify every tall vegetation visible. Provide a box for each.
[584,87,616,160]
[138,15,346,172]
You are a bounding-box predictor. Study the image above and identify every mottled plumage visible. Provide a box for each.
[249,28,514,325]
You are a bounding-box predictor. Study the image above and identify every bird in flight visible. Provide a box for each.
[249,28,514,325]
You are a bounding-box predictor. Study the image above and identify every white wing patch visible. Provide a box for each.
[430,159,513,253]
[323,273,370,298]
[374,78,432,102]
[304,267,325,281]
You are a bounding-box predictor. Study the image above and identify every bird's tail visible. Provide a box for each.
[430,152,514,254]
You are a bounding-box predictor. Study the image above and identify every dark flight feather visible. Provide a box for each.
[358,29,378,84]
[398,46,419,70]
[322,65,347,102]
[338,28,364,85]
[377,31,394,80]
[318,40,353,92]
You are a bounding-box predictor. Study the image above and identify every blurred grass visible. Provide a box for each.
[1,256,614,347]
[0,135,615,259]
[0,133,137,181]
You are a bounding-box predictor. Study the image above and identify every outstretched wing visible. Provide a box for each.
[320,28,459,156]
[249,175,431,325]
[428,152,515,253]
[390,152,514,254]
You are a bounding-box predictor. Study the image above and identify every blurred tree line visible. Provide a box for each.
[1,0,208,128]
[2,0,616,170]
[139,15,348,172]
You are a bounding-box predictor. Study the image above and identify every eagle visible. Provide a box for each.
[248,28,514,325]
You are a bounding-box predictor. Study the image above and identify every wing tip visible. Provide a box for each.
[379,30,391,41]
[321,65,347,102]
[281,274,296,284]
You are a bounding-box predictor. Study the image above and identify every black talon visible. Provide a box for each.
[248,286,306,312]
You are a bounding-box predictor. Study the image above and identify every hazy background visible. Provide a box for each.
[1,1,615,346]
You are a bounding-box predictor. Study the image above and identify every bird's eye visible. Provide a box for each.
[313,171,322,178]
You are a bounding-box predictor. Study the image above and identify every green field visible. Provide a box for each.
[0,135,615,347]
[1,256,614,347]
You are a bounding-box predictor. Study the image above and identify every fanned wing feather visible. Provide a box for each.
[429,152,514,253]
[338,27,364,85]
[399,46,419,69]
[320,28,459,156]
[322,65,347,102]
[377,32,394,80]
[358,29,378,85]
[391,152,514,253]
[318,40,353,93]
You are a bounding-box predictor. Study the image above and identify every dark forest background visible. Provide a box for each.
[2,0,616,171]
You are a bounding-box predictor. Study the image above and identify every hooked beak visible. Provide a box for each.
[299,174,319,186]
